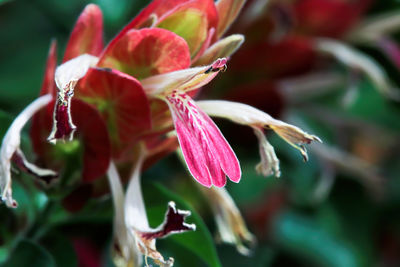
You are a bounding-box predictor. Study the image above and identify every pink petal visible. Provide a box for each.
[167,91,241,187]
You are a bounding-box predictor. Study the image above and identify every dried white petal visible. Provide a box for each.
[0,94,53,208]
[199,186,256,256]
[253,127,280,177]
[54,54,99,91]
[141,58,227,96]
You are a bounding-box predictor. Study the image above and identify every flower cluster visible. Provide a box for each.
[0,0,321,265]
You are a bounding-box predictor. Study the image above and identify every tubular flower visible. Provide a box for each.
[197,100,322,177]
[141,58,241,187]
[108,155,195,267]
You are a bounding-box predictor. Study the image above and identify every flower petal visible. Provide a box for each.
[141,57,228,96]
[48,54,99,143]
[167,92,241,187]
[123,152,195,266]
[107,161,142,267]
[12,148,58,184]
[98,28,191,80]
[63,4,104,62]
[76,68,152,158]
[252,127,280,177]
[1,94,53,208]
[199,186,256,256]
[140,201,196,240]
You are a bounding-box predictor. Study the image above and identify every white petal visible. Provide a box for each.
[0,94,52,208]
[55,54,98,90]
[124,154,149,232]
[199,186,256,256]
[141,58,227,96]
[253,127,280,178]
[107,161,142,266]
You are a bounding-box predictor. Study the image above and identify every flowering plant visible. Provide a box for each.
[0,0,356,266]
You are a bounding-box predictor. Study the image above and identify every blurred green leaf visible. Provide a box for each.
[144,182,222,267]
[271,211,361,267]
[2,239,55,267]
[0,110,13,139]
[40,232,78,267]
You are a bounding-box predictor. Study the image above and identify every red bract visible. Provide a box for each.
[98,28,191,79]
[31,98,111,183]
[77,68,151,158]
[31,4,111,183]
[110,0,218,52]
[63,4,104,62]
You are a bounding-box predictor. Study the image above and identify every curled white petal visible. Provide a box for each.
[253,127,280,177]
[54,54,99,90]
[141,58,227,96]
[0,94,53,208]
[107,161,142,267]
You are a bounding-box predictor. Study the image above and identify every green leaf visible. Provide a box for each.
[0,110,13,139]
[2,240,55,267]
[143,182,222,267]
[40,232,78,267]
[271,211,361,267]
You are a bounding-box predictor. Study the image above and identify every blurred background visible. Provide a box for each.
[1,0,400,266]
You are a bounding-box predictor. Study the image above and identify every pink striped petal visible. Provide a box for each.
[167,91,241,187]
